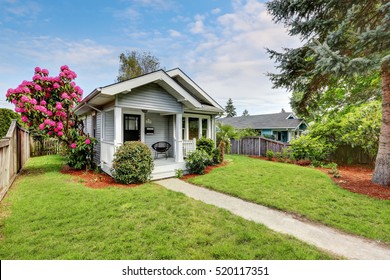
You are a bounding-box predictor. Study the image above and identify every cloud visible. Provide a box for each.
[189,15,206,34]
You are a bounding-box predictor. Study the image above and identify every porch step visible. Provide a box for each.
[151,161,187,180]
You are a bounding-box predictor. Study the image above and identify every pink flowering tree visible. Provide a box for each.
[6,66,96,169]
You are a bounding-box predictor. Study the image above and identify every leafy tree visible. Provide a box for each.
[224,98,237,118]
[242,109,250,116]
[0,108,22,138]
[266,0,390,186]
[117,50,161,82]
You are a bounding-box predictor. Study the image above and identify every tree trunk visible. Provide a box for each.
[372,61,390,187]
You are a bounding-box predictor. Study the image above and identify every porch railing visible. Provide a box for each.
[183,138,196,157]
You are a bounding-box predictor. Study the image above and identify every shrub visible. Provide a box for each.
[0,108,22,138]
[289,135,333,162]
[275,152,283,162]
[67,135,97,170]
[211,148,222,165]
[196,137,215,155]
[185,150,211,175]
[111,141,154,184]
[266,150,274,160]
[175,168,184,178]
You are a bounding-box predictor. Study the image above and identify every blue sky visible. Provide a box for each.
[0,0,302,115]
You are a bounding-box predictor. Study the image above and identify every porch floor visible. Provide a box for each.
[152,157,187,180]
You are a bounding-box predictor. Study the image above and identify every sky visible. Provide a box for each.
[0,0,302,115]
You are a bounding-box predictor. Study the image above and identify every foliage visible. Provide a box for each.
[117,50,161,82]
[196,137,215,156]
[242,109,250,116]
[266,0,390,185]
[0,108,22,138]
[211,148,222,165]
[224,98,237,118]
[218,140,225,163]
[189,155,390,243]
[185,150,211,175]
[111,141,154,184]
[175,168,184,179]
[237,128,258,138]
[289,135,334,162]
[67,134,97,170]
[216,123,236,153]
[266,150,274,161]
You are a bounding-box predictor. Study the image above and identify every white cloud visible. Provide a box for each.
[169,29,182,38]
[189,14,206,34]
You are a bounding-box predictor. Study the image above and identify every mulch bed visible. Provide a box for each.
[250,156,390,200]
[61,165,139,189]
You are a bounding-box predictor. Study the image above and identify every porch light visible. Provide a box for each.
[146,118,152,124]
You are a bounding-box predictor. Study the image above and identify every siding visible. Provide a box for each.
[144,113,173,157]
[117,83,183,113]
[104,110,114,142]
[94,112,102,166]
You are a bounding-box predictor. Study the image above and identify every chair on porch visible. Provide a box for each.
[151,141,171,159]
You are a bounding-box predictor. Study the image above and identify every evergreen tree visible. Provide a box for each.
[117,50,161,82]
[242,109,250,116]
[224,98,237,118]
[266,0,390,186]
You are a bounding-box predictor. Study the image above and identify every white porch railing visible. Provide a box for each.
[183,138,196,157]
[101,141,116,173]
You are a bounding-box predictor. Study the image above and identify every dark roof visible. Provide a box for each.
[218,112,305,130]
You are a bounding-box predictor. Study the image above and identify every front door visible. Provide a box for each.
[123,114,141,142]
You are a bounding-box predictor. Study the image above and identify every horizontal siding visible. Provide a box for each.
[94,112,102,166]
[144,113,172,157]
[104,110,114,142]
[117,83,183,113]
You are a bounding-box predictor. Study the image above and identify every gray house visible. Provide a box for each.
[218,111,307,143]
[75,68,223,179]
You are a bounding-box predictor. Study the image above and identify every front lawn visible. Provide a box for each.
[0,155,332,260]
[188,155,390,244]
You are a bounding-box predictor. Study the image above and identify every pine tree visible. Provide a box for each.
[266,0,390,186]
[242,109,249,116]
[224,98,237,118]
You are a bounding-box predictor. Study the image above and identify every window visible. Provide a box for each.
[202,119,208,138]
[189,118,199,139]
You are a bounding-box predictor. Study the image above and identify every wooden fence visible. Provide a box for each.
[329,145,374,166]
[0,120,30,201]
[31,137,61,156]
[230,136,288,156]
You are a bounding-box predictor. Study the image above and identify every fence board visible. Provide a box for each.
[230,137,287,156]
[0,120,30,201]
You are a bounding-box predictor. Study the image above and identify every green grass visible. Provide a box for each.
[188,155,390,244]
[0,155,332,260]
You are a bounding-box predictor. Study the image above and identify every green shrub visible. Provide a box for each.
[0,108,22,138]
[185,150,211,175]
[289,135,333,162]
[175,168,184,178]
[67,135,97,170]
[275,152,283,162]
[211,148,222,165]
[266,150,274,160]
[196,137,215,155]
[111,141,154,184]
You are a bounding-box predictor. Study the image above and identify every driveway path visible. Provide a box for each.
[156,178,390,260]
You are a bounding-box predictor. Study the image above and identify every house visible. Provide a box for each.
[75,68,224,180]
[218,110,307,143]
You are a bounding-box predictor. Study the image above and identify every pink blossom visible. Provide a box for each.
[85,138,91,145]
[33,74,41,81]
[21,116,28,123]
[40,100,47,106]
[55,102,63,110]
[60,65,69,71]
[53,83,60,89]
[48,131,53,136]
[71,92,77,98]
[11,99,17,104]
[70,143,76,149]
[47,111,53,117]
[34,67,41,73]
[39,123,45,130]
[44,119,51,125]
[18,102,24,107]
[21,96,29,103]
[29,99,37,105]
[61,92,70,99]
[50,121,56,127]
[41,69,49,75]
[34,84,42,91]
[57,131,64,137]
[57,122,64,130]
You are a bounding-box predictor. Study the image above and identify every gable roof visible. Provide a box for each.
[75,68,223,115]
[218,112,306,130]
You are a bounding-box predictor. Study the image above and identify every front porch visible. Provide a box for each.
[152,157,187,180]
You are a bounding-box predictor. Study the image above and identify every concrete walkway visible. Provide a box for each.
[156,178,390,260]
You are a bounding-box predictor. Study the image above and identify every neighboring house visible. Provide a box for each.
[218,110,307,143]
[75,68,223,180]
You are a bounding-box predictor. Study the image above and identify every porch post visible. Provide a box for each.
[114,107,123,147]
[198,118,202,139]
[175,113,184,162]
[184,117,189,140]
